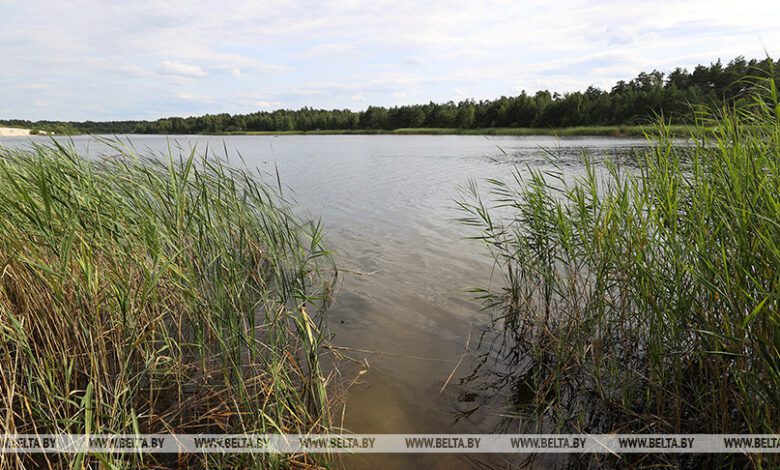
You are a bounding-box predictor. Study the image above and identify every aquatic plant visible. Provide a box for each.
[0,141,336,468]
[459,76,780,468]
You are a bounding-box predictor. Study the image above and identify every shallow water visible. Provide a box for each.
[0,133,651,467]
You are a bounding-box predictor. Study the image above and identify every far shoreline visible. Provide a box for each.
[6,125,697,138]
[2,124,709,139]
[212,124,695,138]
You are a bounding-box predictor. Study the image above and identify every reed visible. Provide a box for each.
[0,140,337,468]
[459,76,780,467]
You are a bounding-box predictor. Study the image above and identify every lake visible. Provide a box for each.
[0,133,651,467]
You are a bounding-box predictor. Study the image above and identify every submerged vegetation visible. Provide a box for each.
[459,77,780,467]
[0,142,336,468]
[2,56,778,136]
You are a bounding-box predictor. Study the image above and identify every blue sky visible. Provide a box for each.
[1,0,778,121]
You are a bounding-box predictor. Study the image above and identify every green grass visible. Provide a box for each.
[21,124,705,137]
[459,78,780,467]
[226,125,696,137]
[391,125,696,137]
[0,141,337,468]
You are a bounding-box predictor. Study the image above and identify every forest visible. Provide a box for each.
[3,56,778,135]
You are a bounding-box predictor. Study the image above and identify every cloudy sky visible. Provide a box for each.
[1,0,778,121]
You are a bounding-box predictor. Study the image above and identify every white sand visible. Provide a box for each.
[0,127,31,136]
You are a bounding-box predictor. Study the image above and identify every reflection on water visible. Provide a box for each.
[0,134,651,468]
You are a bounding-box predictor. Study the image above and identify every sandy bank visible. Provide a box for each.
[0,127,31,136]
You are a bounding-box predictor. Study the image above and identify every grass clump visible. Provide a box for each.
[391,125,696,137]
[235,125,696,137]
[459,79,780,467]
[0,141,336,468]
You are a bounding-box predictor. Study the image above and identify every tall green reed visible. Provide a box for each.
[459,77,780,468]
[0,141,337,469]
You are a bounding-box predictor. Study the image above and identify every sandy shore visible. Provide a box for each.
[0,127,31,136]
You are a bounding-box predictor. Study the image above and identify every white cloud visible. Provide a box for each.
[176,92,213,102]
[18,82,49,90]
[0,0,778,120]
[256,100,282,108]
[302,43,365,59]
[157,61,207,78]
[401,57,426,66]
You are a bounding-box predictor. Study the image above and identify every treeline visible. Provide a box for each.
[3,56,778,135]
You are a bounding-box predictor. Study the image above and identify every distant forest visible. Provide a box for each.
[3,56,778,135]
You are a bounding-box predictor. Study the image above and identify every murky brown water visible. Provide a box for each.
[1,133,651,468]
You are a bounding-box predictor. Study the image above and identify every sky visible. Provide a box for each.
[1,0,779,121]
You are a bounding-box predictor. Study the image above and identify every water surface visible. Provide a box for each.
[0,134,650,467]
